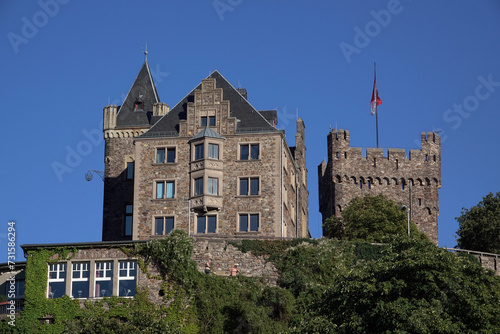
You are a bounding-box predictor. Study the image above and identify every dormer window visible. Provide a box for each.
[134,101,144,111]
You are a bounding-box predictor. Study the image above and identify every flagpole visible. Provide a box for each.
[376,103,379,148]
[374,62,379,148]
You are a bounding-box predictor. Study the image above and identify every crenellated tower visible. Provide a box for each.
[318,129,441,244]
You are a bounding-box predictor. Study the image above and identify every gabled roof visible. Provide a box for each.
[190,127,225,141]
[115,60,160,128]
[142,70,278,137]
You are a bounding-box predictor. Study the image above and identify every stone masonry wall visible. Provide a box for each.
[102,134,144,241]
[191,237,278,285]
[319,129,441,244]
[134,132,285,239]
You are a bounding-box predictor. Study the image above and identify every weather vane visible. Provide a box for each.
[141,43,148,62]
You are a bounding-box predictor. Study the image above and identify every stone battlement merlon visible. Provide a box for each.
[328,129,441,163]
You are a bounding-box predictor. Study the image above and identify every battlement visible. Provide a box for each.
[153,102,169,117]
[327,129,440,164]
[319,129,441,244]
[103,105,118,131]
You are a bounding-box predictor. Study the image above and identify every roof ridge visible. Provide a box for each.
[208,70,276,129]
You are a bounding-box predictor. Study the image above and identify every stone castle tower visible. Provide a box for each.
[318,129,441,244]
[101,58,309,241]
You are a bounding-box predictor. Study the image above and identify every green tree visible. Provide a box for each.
[323,194,426,242]
[287,237,500,333]
[456,192,500,254]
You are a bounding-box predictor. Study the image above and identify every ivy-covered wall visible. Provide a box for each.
[5,231,497,333]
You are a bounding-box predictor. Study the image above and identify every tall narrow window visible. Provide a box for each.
[126,162,134,179]
[195,144,204,160]
[157,148,165,163]
[71,262,90,299]
[167,148,176,163]
[124,204,133,236]
[48,263,66,298]
[155,216,174,235]
[201,116,207,126]
[251,144,259,159]
[240,145,248,160]
[118,261,137,297]
[197,215,216,234]
[95,262,113,298]
[208,177,218,195]
[194,178,203,196]
[208,143,219,159]
[209,116,216,126]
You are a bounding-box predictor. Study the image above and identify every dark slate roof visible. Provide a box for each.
[259,110,278,126]
[142,71,278,137]
[190,127,225,141]
[115,61,160,128]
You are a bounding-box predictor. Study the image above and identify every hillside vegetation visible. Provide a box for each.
[7,230,498,333]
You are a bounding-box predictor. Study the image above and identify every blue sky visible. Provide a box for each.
[1,0,499,262]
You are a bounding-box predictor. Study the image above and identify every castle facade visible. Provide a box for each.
[102,59,309,241]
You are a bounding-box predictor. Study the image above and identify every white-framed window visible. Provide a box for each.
[95,262,113,298]
[208,143,219,159]
[240,143,259,160]
[71,262,90,299]
[239,213,259,232]
[124,204,133,236]
[194,177,203,196]
[208,177,218,195]
[156,181,175,199]
[195,143,204,160]
[48,263,66,298]
[239,177,259,196]
[155,216,174,235]
[118,261,137,297]
[197,215,217,234]
[157,147,176,163]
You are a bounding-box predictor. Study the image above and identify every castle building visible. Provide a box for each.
[318,129,441,244]
[102,58,309,241]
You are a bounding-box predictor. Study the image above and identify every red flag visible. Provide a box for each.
[370,68,382,115]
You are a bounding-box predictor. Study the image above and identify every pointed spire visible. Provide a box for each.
[114,52,160,128]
